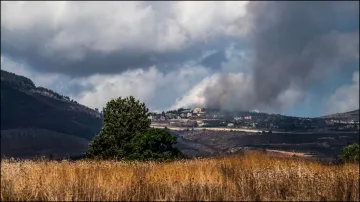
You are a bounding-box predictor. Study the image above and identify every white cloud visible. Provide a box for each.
[1,1,358,116]
[1,1,249,60]
[326,71,359,114]
[73,65,211,111]
[1,54,211,111]
[1,55,92,98]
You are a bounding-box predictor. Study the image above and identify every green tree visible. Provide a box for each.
[128,128,183,161]
[87,96,183,161]
[87,96,151,160]
[340,143,359,163]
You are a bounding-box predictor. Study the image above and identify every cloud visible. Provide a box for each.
[1,55,93,96]
[1,1,249,76]
[1,1,359,115]
[177,1,359,112]
[2,54,211,111]
[1,55,60,88]
[72,65,211,111]
[326,71,359,114]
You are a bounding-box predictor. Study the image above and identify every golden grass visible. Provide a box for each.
[1,151,359,201]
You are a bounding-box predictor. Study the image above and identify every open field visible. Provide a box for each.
[172,130,359,158]
[1,151,359,201]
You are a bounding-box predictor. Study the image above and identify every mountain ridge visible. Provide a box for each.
[320,109,359,120]
[1,69,104,158]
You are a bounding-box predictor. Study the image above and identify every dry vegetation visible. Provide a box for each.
[1,151,359,201]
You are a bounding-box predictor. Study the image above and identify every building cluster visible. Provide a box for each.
[150,108,360,132]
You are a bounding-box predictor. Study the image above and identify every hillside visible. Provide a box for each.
[1,70,102,140]
[1,70,102,158]
[321,109,359,120]
[1,128,89,159]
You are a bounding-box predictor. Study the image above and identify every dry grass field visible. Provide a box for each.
[1,151,359,201]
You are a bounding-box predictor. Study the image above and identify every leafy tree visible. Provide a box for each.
[87,96,151,160]
[87,96,183,161]
[128,128,183,161]
[340,143,359,163]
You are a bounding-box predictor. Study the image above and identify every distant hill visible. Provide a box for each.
[1,69,103,158]
[1,70,102,140]
[321,109,359,120]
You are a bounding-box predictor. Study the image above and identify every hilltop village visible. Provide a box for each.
[150,108,360,133]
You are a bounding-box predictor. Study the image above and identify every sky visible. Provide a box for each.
[1,1,359,117]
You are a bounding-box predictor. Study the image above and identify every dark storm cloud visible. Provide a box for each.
[201,1,359,111]
[1,0,241,77]
[1,37,214,77]
[1,22,235,77]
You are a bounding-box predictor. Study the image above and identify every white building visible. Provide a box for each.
[227,123,234,127]
[244,116,252,120]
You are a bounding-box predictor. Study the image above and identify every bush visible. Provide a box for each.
[340,143,359,163]
[87,96,183,161]
[128,128,183,161]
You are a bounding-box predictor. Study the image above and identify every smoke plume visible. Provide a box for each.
[194,1,359,112]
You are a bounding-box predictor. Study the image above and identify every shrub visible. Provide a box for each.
[128,128,183,161]
[340,143,359,163]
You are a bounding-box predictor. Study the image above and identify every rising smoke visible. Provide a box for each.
[196,1,359,112]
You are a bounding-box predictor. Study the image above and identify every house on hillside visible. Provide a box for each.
[227,123,234,127]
